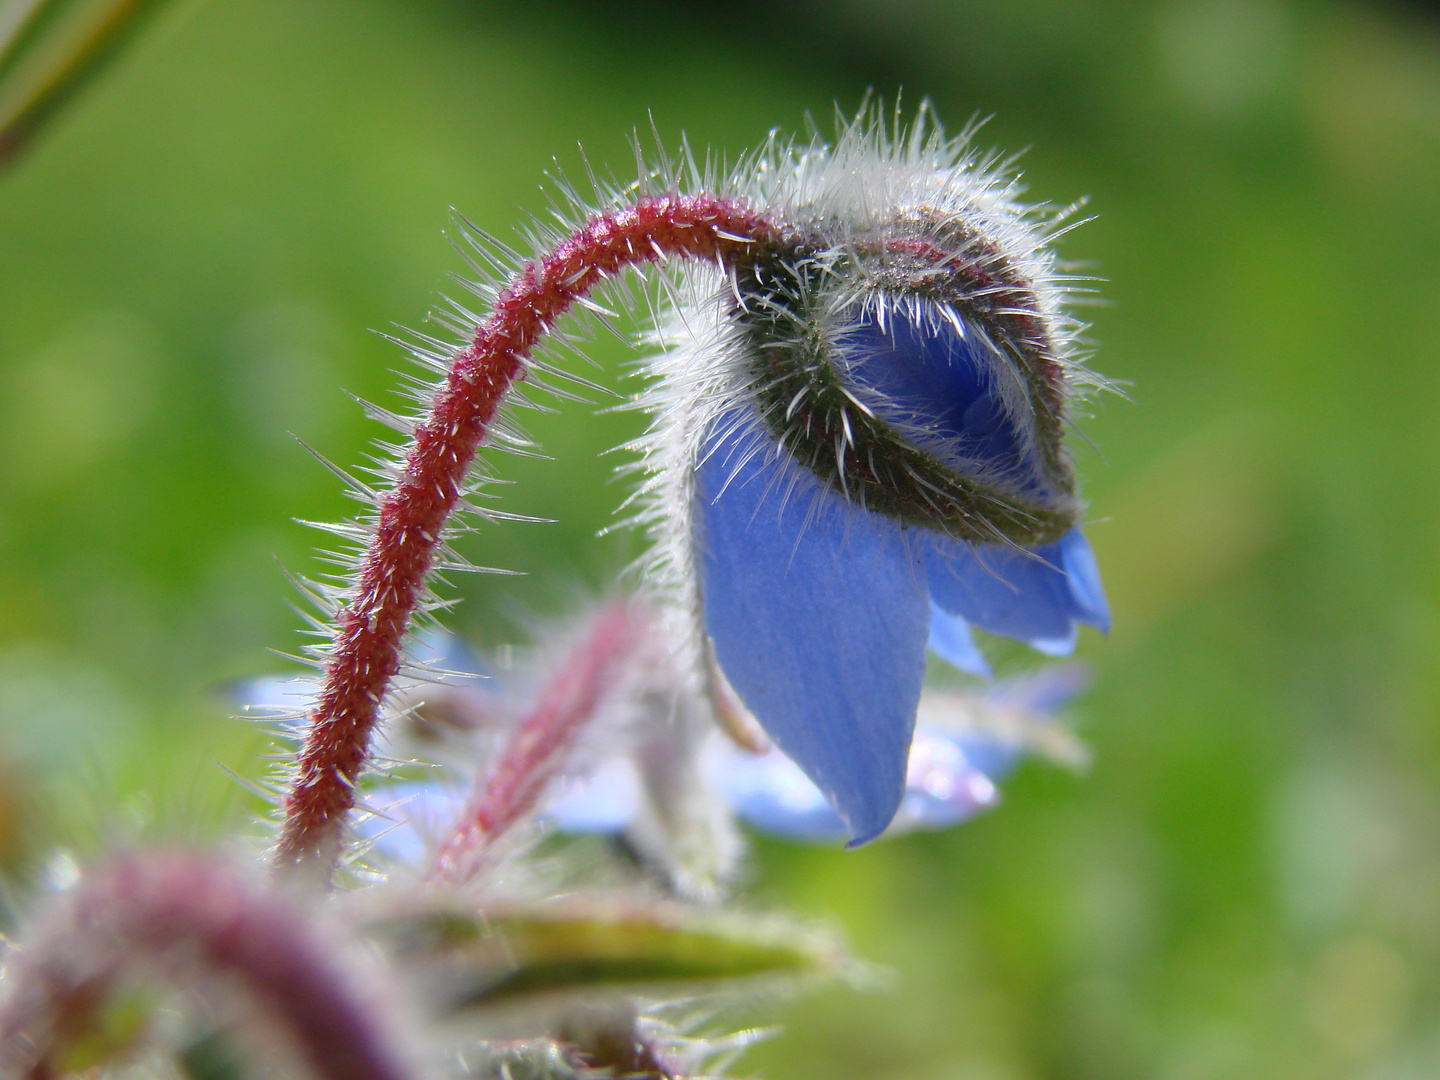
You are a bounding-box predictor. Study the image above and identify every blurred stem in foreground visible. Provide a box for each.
[0,0,174,168]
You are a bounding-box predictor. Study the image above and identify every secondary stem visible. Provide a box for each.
[431,599,655,881]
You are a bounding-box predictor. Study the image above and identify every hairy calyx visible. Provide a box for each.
[731,219,1078,547]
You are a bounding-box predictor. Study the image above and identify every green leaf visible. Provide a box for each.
[0,0,174,166]
[177,1029,250,1080]
[365,897,851,1009]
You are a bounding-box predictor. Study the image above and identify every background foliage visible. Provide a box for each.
[1,0,1438,1076]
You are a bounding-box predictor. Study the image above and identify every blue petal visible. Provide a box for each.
[408,627,491,685]
[951,733,1023,782]
[713,747,849,843]
[837,303,1048,494]
[544,758,642,833]
[925,528,1109,650]
[695,415,930,844]
[899,730,1000,827]
[984,663,1090,716]
[710,732,999,843]
[927,603,991,677]
[925,537,1074,643]
[1028,623,1080,657]
[353,780,464,865]
[1056,528,1111,633]
[959,666,1090,779]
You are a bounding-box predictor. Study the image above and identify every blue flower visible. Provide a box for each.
[352,665,1090,857]
[637,115,1111,845]
[693,304,1108,844]
[713,727,1001,843]
[554,665,1089,846]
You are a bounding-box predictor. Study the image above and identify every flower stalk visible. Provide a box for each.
[275,194,782,876]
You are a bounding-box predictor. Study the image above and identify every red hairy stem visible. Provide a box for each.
[432,599,655,880]
[0,853,411,1080]
[274,194,781,874]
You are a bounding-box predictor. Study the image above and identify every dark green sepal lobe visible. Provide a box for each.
[728,232,1077,548]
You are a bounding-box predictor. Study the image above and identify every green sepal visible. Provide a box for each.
[733,234,1078,547]
[364,897,849,1009]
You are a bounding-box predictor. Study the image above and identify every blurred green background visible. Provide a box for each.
[2,0,1440,1075]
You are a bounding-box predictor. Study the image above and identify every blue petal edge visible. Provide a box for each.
[924,528,1110,651]
[1058,528,1111,634]
[927,603,992,677]
[695,415,930,845]
[715,748,849,843]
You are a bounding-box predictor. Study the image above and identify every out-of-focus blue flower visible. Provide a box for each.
[541,665,1087,846]
[239,628,487,724]
[711,665,1089,843]
[712,727,999,843]
[268,619,1085,864]
[356,667,1085,858]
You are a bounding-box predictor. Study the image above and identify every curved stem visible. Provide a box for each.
[431,599,655,881]
[274,193,781,875]
[0,853,411,1080]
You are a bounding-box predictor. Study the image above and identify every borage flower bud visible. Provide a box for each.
[640,112,1111,844]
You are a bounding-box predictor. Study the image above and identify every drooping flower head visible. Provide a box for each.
[634,106,1110,844]
[268,102,1108,873]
